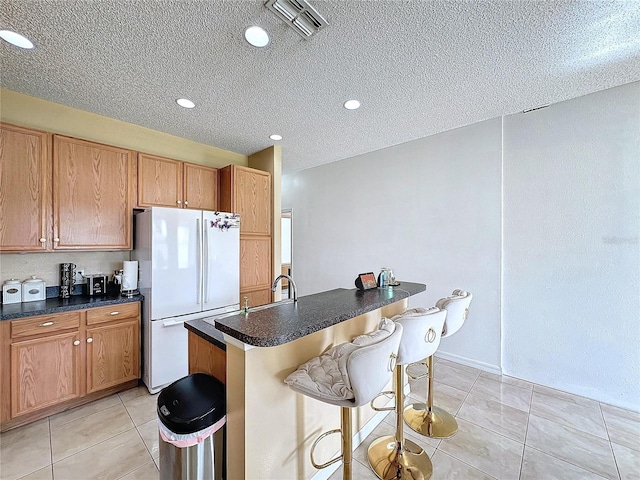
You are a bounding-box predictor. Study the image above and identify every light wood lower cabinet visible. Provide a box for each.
[0,302,141,432]
[86,318,139,394]
[10,330,82,418]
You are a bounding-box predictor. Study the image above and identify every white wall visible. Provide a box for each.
[502,82,640,410]
[282,118,503,371]
[282,81,640,409]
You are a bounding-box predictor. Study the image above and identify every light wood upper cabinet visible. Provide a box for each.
[137,153,183,208]
[0,124,51,251]
[219,165,271,235]
[53,136,134,250]
[184,163,218,211]
[138,153,218,210]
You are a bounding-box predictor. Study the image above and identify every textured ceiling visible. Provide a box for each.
[1,1,639,174]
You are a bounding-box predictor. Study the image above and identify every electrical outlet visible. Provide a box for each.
[75,269,86,284]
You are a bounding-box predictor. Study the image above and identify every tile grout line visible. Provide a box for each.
[517,384,535,479]
[599,402,623,480]
[47,416,54,480]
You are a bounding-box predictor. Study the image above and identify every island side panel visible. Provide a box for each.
[187,331,226,384]
[226,298,407,479]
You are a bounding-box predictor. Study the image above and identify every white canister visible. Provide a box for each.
[2,279,22,304]
[22,276,46,302]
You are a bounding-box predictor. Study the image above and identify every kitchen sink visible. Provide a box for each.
[203,298,295,325]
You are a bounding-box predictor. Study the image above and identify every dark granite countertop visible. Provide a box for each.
[1,294,144,320]
[184,319,226,351]
[193,281,425,348]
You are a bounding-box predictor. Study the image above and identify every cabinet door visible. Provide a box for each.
[10,331,81,417]
[53,136,134,249]
[0,124,51,251]
[235,167,271,235]
[240,237,272,291]
[137,153,183,208]
[86,318,140,394]
[184,163,218,210]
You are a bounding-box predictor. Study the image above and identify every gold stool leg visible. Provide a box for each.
[341,407,353,480]
[403,355,458,438]
[367,366,433,479]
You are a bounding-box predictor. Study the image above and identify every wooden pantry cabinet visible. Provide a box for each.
[0,303,140,432]
[219,165,272,306]
[137,153,219,210]
[0,124,135,251]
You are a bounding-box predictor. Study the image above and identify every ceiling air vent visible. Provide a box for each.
[264,0,328,39]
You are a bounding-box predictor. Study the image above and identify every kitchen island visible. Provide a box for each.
[186,282,425,480]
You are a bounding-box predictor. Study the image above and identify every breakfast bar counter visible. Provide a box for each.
[210,282,425,347]
[186,282,425,480]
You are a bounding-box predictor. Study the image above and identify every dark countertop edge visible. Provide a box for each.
[0,294,144,320]
[212,282,426,348]
[184,319,227,351]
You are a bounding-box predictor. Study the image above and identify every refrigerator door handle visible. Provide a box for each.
[196,218,202,304]
[162,319,186,327]
[204,218,209,304]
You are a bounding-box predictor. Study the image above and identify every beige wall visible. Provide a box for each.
[0,88,247,168]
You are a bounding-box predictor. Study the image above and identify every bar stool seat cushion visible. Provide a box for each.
[284,319,397,407]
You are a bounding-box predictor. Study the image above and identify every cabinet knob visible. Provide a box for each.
[87,337,93,343]
[40,237,47,243]
[176,200,182,205]
[184,201,189,206]
[53,237,60,242]
[109,311,120,316]
[38,321,55,327]
[73,340,80,346]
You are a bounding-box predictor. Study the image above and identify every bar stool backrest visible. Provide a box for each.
[391,307,447,365]
[347,323,403,407]
[437,290,473,338]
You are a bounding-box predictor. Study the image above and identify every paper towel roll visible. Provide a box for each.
[122,261,138,291]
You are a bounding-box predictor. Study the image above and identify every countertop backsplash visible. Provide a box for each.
[0,251,130,287]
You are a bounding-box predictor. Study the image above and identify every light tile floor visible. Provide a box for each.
[0,357,638,480]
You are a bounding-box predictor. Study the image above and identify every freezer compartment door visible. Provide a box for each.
[203,211,240,310]
[150,207,203,319]
[147,318,189,393]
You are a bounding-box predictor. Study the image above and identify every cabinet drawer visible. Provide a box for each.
[11,312,81,339]
[86,303,140,325]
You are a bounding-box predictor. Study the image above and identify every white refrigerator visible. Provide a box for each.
[133,207,240,393]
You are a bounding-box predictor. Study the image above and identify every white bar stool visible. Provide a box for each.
[284,319,403,480]
[367,307,446,480]
[404,289,473,438]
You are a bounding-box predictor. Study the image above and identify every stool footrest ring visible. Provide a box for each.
[369,390,395,412]
[310,428,343,469]
[406,361,428,380]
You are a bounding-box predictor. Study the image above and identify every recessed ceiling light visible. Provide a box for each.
[244,26,270,48]
[269,134,283,141]
[343,99,360,110]
[176,98,195,109]
[0,30,34,49]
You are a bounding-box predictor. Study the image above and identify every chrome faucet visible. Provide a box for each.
[271,274,297,302]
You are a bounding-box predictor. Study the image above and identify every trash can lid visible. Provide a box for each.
[157,373,226,434]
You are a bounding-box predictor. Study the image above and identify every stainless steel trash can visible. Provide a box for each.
[157,373,226,480]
